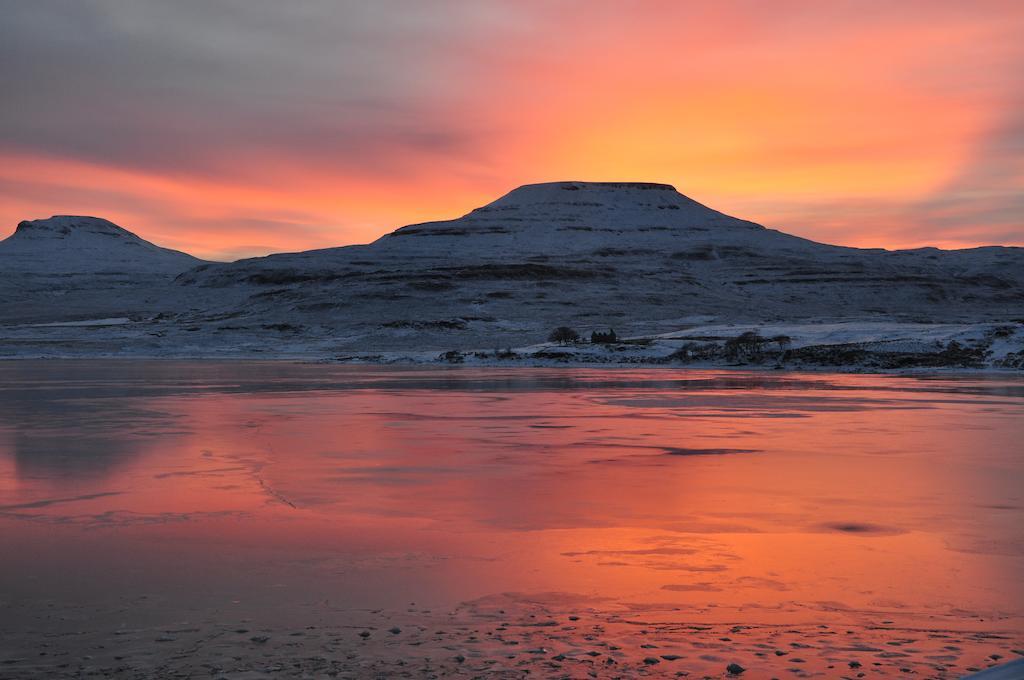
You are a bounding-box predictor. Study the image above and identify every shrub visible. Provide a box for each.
[937,340,986,367]
[668,341,720,362]
[439,350,464,363]
[591,328,618,344]
[723,331,767,362]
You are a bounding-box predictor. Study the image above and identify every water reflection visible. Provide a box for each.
[0,364,191,483]
[0,362,1021,633]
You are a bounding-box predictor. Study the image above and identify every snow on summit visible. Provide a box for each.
[376,181,778,256]
[0,215,204,274]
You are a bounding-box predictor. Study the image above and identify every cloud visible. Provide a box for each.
[0,2,490,175]
[913,104,1024,241]
[0,0,1021,255]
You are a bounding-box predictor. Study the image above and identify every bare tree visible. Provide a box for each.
[548,326,580,345]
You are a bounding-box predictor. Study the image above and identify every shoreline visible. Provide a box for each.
[1,355,1022,376]
[1,319,1020,372]
[3,596,1020,679]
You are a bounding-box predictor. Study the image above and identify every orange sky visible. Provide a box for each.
[1,2,1022,260]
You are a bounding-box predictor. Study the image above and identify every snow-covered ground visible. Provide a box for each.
[1,183,1022,369]
[287,320,1021,371]
[444,320,1024,370]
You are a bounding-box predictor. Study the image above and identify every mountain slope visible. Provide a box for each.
[0,216,205,274]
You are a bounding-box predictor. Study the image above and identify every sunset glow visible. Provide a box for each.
[1,2,1022,260]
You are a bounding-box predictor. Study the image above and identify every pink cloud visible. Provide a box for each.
[1,2,1021,256]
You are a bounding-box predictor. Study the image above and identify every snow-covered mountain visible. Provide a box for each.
[1,182,1022,364]
[178,181,1023,332]
[0,216,204,274]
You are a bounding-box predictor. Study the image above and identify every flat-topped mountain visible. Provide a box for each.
[392,181,757,235]
[370,181,787,257]
[0,216,205,274]
[181,182,1022,312]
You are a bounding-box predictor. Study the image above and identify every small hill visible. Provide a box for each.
[0,216,205,274]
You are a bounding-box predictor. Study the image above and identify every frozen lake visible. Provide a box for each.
[0,362,1021,677]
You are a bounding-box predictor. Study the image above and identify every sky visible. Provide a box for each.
[1,1,1022,261]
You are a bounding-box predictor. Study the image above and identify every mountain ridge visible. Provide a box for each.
[3,185,1022,266]
[1,182,1022,364]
